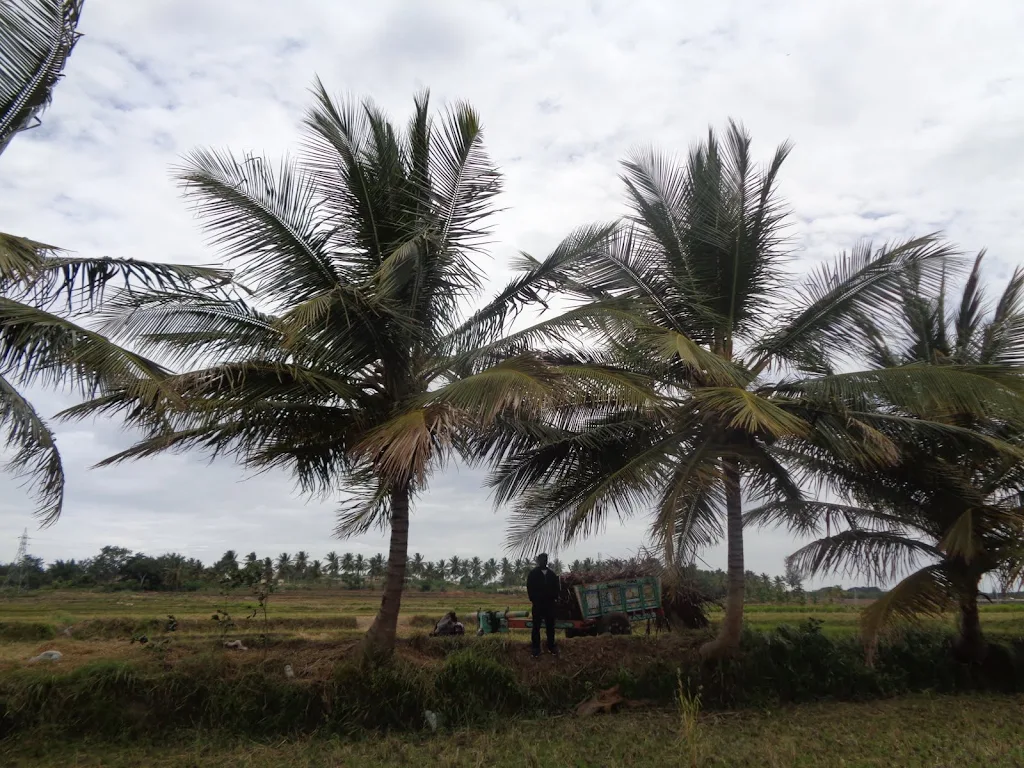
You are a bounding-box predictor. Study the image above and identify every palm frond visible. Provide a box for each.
[0,297,170,394]
[429,100,502,257]
[0,0,82,154]
[335,473,393,537]
[0,371,63,524]
[860,563,955,652]
[642,327,748,386]
[436,223,616,355]
[787,528,942,583]
[426,355,561,423]
[980,265,1024,367]
[0,231,53,285]
[754,236,958,372]
[501,429,690,556]
[97,288,281,368]
[174,149,339,307]
[689,387,811,439]
[791,364,1024,424]
[954,251,986,360]
[647,440,724,559]
[352,405,462,487]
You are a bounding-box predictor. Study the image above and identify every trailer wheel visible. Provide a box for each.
[597,612,631,635]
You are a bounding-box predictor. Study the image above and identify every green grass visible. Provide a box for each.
[5,694,1023,767]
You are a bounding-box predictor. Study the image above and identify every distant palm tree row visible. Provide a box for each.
[231,549,559,587]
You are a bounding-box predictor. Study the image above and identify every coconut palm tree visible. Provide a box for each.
[483,557,498,584]
[434,559,448,582]
[481,123,1023,657]
[353,554,366,579]
[409,552,425,579]
[0,0,228,525]
[275,552,292,578]
[65,83,632,655]
[340,552,354,575]
[293,551,309,579]
[750,253,1024,659]
[309,559,322,580]
[325,551,340,578]
[368,553,385,583]
[469,556,483,584]
[244,552,258,565]
[447,555,463,582]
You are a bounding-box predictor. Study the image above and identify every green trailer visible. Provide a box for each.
[476,575,665,636]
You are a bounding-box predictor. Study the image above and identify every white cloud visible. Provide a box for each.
[2,1,1023,584]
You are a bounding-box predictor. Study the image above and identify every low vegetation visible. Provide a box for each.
[9,694,1023,768]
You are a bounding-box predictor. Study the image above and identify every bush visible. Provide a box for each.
[434,649,527,724]
[330,660,428,733]
[0,622,56,641]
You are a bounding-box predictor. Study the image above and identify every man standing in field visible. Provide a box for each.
[527,553,560,658]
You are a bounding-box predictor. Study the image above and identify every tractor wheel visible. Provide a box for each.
[597,612,632,635]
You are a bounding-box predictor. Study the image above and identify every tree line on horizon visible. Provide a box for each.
[3,0,1023,663]
[5,544,889,605]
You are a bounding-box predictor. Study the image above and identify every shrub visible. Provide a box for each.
[0,622,55,642]
[329,659,428,733]
[434,649,527,724]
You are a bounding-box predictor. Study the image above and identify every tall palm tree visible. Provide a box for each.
[481,123,1019,657]
[483,557,498,584]
[1,0,228,524]
[447,555,463,582]
[67,84,626,655]
[275,552,292,578]
[368,553,385,583]
[340,552,354,575]
[293,550,309,579]
[353,553,366,579]
[409,552,425,579]
[434,559,447,582]
[325,551,340,577]
[750,253,1024,659]
[309,559,322,579]
[244,552,258,565]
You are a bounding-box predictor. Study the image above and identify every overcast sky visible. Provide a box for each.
[2,1,1023,584]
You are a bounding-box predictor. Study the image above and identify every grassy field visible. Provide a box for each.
[3,588,1024,675]
[3,589,1024,765]
[5,694,1024,767]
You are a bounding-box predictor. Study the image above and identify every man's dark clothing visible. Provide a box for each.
[527,566,560,654]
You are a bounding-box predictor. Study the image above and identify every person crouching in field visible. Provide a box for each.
[526,553,559,658]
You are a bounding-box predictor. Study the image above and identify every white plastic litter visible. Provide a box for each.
[424,710,438,732]
[28,650,62,663]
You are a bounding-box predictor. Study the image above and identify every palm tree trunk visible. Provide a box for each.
[701,459,744,658]
[954,583,986,663]
[362,483,410,657]
[664,513,676,567]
